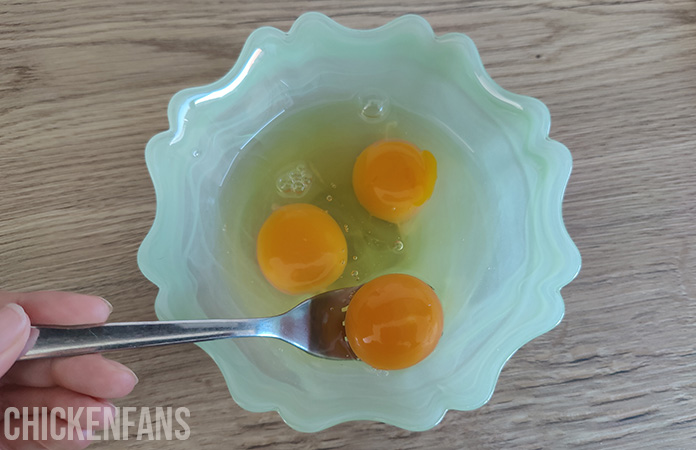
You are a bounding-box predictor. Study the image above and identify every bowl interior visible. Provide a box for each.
[140,13,579,432]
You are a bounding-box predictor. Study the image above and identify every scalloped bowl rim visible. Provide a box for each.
[138,12,581,432]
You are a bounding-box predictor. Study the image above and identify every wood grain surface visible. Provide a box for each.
[1,1,695,448]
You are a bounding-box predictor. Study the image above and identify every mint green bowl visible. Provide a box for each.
[137,12,581,432]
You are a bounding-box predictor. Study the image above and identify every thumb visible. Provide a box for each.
[0,303,31,377]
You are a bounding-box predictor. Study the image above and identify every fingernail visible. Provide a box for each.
[105,358,139,385]
[101,401,117,418]
[127,367,139,384]
[99,297,114,314]
[126,367,139,385]
[19,327,40,357]
[0,303,29,337]
[103,400,116,410]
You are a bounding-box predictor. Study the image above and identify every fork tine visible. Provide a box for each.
[276,285,360,360]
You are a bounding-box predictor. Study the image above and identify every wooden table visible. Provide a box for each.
[2,1,695,448]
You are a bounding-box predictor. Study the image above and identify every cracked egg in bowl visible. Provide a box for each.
[137,12,581,432]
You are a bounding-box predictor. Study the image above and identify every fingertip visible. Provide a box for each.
[98,399,117,421]
[19,326,39,358]
[74,295,113,324]
[92,297,113,323]
[0,303,31,374]
[99,297,114,314]
[38,417,94,450]
[52,355,138,399]
[104,358,139,396]
[3,303,29,326]
[16,291,113,326]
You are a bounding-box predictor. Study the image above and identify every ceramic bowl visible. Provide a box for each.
[138,12,581,432]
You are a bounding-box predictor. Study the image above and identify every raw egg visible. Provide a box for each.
[352,140,437,223]
[257,203,347,295]
[345,273,444,370]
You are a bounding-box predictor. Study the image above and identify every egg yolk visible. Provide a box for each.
[352,140,437,223]
[345,273,444,370]
[257,203,347,295]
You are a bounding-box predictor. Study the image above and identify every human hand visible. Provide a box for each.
[0,291,138,449]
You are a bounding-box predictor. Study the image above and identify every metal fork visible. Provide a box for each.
[19,286,360,361]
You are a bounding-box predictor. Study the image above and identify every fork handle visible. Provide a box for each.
[19,319,273,361]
